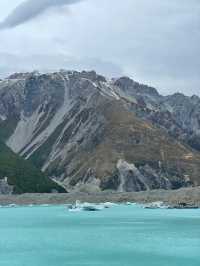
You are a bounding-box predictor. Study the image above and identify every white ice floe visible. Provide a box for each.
[126,202,135,206]
[68,201,108,212]
[143,201,170,209]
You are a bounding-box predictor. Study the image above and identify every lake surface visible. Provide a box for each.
[0,204,200,266]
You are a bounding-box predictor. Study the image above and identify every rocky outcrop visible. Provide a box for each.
[115,160,192,192]
[0,70,200,193]
[0,177,13,195]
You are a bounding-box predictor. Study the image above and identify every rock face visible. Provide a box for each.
[1,70,200,192]
[0,177,13,195]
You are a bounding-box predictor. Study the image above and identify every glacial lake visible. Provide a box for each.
[0,204,200,266]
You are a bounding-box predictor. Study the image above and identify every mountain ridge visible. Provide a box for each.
[1,70,200,193]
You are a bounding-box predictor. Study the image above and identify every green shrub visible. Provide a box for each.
[0,141,66,194]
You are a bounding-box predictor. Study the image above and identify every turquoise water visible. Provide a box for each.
[0,204,199,266]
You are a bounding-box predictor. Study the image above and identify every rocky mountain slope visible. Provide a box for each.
[0,70,200,193]
[114,77,200,151]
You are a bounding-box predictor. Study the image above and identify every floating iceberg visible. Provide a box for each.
[68,201,102,212]
[143,201,170,209]
[67,200,120,212]
[125,202,137,206]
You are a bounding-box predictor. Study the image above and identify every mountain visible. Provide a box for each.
[0,70,200,193]
[114,77,200,151]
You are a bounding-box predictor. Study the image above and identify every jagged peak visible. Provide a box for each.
[1,69,198,103]
[113,76,135,88]
[190,94,200,103]
[113,76,159,97]
[5,70,107,86]
[58,70,106,83]
[169,92,187,98]
[7,71,40,80]
[166,92,200,105]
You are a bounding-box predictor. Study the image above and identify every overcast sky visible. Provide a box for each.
[0,0,199,95]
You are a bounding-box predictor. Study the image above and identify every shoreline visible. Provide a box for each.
[0,187,200,207]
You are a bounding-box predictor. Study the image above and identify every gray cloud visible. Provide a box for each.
[0,0,83,29]
[0,53,123,78]
[0,0,199,96]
